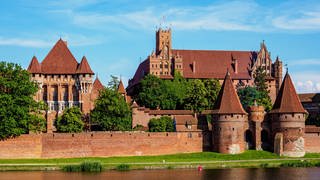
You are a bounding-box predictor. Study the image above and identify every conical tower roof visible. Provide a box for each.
[270,72,306,113]
[93,77,104,91]
[27,56,41,73]
[41,39,78,74]
[213,71,247,114]
[118,80,126,94]
[77,56,94,74]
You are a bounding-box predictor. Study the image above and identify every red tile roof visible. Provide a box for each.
[93,77,104,91]
[40,39,79,74]
[172,49,255,79]
[118,80,126,94]
[77,56,94,74]
[213,71,247,114]
[174,115,197,125]
[298,93,320,103]
[27,56,41,73]
[270,72,306,114]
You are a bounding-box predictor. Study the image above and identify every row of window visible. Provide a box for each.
[32,74,92,78]
[48,102,80,111]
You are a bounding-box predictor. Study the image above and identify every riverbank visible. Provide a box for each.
[1,151,320,171]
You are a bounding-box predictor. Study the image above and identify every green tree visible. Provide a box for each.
[0,62,39,139]
[28,114,46,134]
[148,116,174,132]
[107,75,120,91]
[203,79,221,109]
[55,107,84,133]
[253,67,273,111]
[135,75,163,109]
[184,79,208,113]
[237,86,272,111]
[91,88,132,131]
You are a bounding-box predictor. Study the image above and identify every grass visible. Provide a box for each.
[62,161,102,172]
[0,151,280,164]
[1,151,320,171]
[116,164,130,171]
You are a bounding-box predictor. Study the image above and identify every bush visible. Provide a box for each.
[148,116,174,132]
[62,161,103,172]
[55,107,84,133]
[116,164,130,171]
[280,161,314,167]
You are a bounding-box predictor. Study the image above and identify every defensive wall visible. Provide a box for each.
[0,131,211,159]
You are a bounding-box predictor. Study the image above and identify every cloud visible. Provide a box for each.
[295,80,320,93]
[292,71,320,93]
[46,1,320,32]
[290,59,320,66]
[0,37,52,48]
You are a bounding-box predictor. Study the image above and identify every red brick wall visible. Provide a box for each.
[0,131,209,159]
[304,132,320,153]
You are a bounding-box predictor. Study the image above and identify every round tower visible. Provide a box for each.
[248,102,265,150]
[270,72,307,157]
[212,72,248,154]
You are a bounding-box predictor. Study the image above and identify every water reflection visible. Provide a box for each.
[1,168,320,180]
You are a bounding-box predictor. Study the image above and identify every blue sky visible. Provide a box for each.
[0,0,320,93]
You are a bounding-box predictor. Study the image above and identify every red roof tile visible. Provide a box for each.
[118,80,126,94]
[77,56,94,74]
[298,93,320,103]
[93,77,104,91]
[213,71,247,114]
[270,72,306,113]
[41,39,79,74]
[172,49,255,79]
[27,56,41,73]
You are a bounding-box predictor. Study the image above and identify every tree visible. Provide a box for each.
[55,107,84,133]
[135,75,163,109]
[91,88,132,131]
[28,114,46,134]
[148,116,175,132]
[107,75,120,91]
[184,79,208,113]
[0,62,39,139]
[253,67,273,111]
[203,79,221,109]
[237,86,272,112]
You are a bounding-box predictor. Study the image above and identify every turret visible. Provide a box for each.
[248,101,265,150]
[269,72,307,157]
[212,71,248,154]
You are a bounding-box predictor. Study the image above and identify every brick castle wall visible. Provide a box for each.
[304,132,320,153]
[0,131,210,159]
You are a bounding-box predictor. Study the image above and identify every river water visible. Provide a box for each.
[1,168,320,180]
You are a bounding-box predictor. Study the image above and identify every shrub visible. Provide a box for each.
[280,161,314,167]
[62,161,103,172]
[148,116,174,132]
[116,164,130,171]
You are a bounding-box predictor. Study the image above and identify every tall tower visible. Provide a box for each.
[212,71,248,154]
[270,72,307,157]
[273,56,283,94]
[253,41,272,76]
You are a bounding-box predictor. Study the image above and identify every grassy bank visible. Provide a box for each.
[1,151,320,171]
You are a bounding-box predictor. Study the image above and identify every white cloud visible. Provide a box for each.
[290,59,320,66]
[272,11,320,30]
[0,37,52,48]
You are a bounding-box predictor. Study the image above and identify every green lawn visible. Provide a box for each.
[0,150,282,164]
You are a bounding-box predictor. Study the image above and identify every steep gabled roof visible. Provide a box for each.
[270,72,306,113]
[27,56,41,73]
[93,77,104,91]
[171,49,256,79]
[41,39,79,74]
[77,56,94,74]
[118,80,126,94]
[213,71,247,114]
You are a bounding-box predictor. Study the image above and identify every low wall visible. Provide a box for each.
[0,131,211,159]
[304,132,320,153]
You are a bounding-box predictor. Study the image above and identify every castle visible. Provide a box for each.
[14,31,318,159]
[27,39,104,133]
[128,28,283,103]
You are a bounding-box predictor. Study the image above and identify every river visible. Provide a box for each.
[1,168,320,180]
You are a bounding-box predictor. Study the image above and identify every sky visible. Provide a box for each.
[0,0,319,93]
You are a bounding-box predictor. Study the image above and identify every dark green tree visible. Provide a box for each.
[28,114,46,134]
[148,116,174,132]
[55,107,84,133]
[0,62,39,139]
[253,67,273,111]
[237,86,272,111]
[203,79,221,109]
[91,88,132,131]
[184,79,208,113]
[107,75,120,91]
[135,75,163,109]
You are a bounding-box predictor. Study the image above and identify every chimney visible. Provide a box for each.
[232,59,238,74]
[192,61,196,74]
